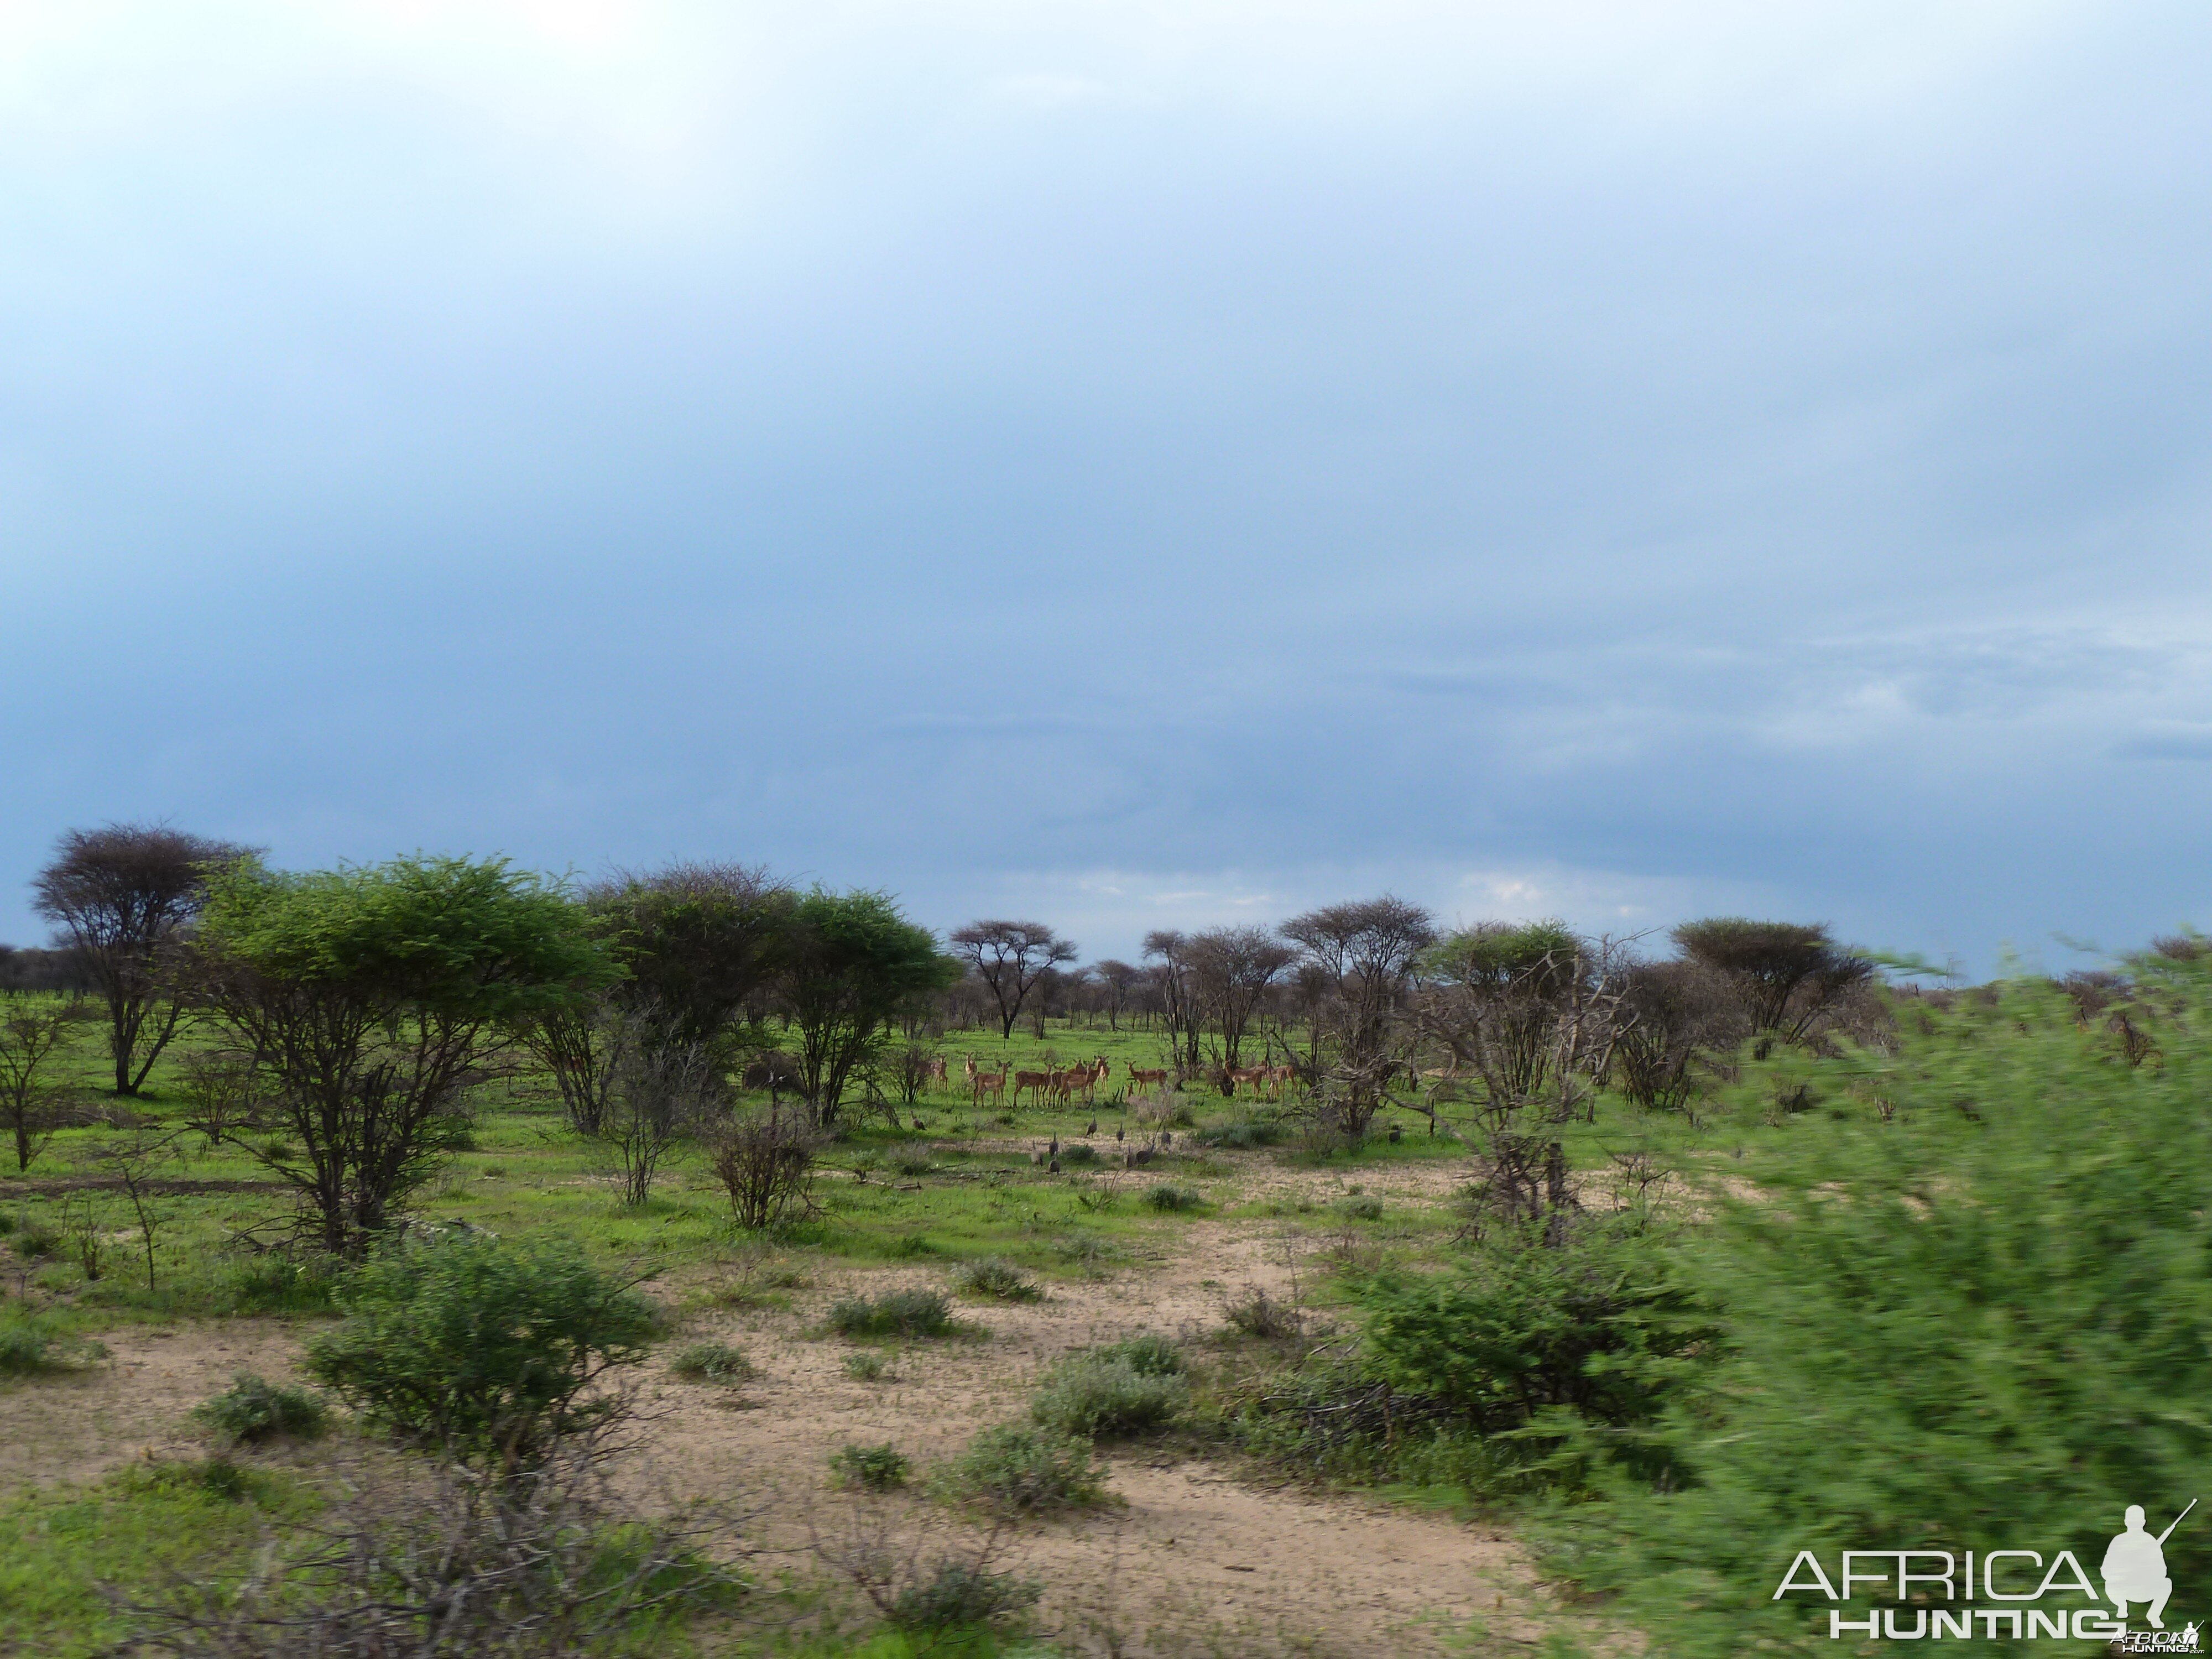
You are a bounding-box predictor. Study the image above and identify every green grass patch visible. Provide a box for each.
[0,1462,314,1658]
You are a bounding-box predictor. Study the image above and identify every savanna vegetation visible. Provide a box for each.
[1,821,2203,1656]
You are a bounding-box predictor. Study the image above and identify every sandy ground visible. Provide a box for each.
[0,1153,1549,1657]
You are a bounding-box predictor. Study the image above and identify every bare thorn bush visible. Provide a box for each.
[131,1436,748,1657]
[708,1104,822,1231]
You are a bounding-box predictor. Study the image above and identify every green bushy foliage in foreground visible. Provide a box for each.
[304,1234,659,1468]
[1218,1220,1700,1495]
[1358,1215,1712,1477]
[1556,964,2212,1657]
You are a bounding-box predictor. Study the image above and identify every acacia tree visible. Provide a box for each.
[32,823,254,1094]
[1671,918,1871,1051]
[786,890,959,1124]
[524,862,792,1134]
[192,855,613,1257]
[1611,959,1739,1115]
[1281,896,1436,1136]
[1142,930,1204,1076]
[1185,926,1295,1077]
[1089,959,1142,1032]
[1414,921,1634,1241]
[0,1001,84,1171]
[948,920,1075,1040]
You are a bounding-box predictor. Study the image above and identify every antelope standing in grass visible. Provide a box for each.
[1012,1068,1053,1109]
[1126,1060,1169,1092]
[971,1062,1008,1107]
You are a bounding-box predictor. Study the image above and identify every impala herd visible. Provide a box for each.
[956,1054,1294,1107]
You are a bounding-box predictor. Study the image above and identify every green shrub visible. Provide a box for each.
[304,1234,659,1468]
[887,1560,1041,1632]
[827,1288,953,1338]
[889,1152,934,1178]
[1031,1350,1188,1439]
[937,1424,1108,1515]
[1358,1217,1707,1450]
[194,1373,330,1445]
[1334,1196,1384,1221]
[0,1211,13,1235]
[1143,1183,1201,1213]
[1557,968,2212,1656]
[669,1342,755,1384]
[1222,1355,1521,1493]
[884,1235,937,1259]
[828,1441,911,1490]
[1096,1333,1183,1377]
[951,1258,1041,1302]
[11,1221,59,1260]
[0,1317,106,1375]
[843,1353,889,1381]
[1059,1141,1098,1165]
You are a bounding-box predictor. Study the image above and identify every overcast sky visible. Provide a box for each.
[6,2,2211,974]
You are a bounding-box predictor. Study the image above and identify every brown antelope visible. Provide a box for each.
[924,1056,949,1090]
[1225,1066,1268,1095]
[1126,1060,1169,1092]
[1264,1063,1295,1099]
[1013,1068,1053,1108]
[1055,1058,1108,1107]
[971,1063,1008,1107]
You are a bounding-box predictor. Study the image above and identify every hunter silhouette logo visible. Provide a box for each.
[1773,1498,2198,1645]
[2106,1501,2191,1628]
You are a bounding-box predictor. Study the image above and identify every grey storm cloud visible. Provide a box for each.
[5,2,2212,974]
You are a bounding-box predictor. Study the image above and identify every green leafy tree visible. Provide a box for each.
[193,855,613,1256]
[785,889,959,1124]
[305,1234,659,1470]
